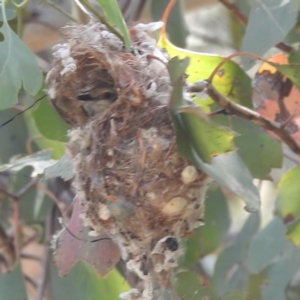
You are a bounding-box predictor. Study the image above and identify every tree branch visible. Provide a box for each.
[189,80,300,156]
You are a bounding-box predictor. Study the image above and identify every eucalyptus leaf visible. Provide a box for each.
[0,264,28,300]
[241,0,298,68]
[0,150,56,177]
[175,271,218,300]
[25,109,66,159]
[179,106,235,163]
[181,188,230,267]
[51,261,129,300]
[232,118,283,179]
[96,0,131,50]
[246,217,287,274]
[44,152,74,181]
[32,96,70,143]
[0,6,16,21]
[192,151,260,213]
[11,167,52,224]
[160,37,252,110]
[268,62,300,91]
[213,213,260,296]
[0,19,43,109]
[261,242,300,300]
[168,57,235,163]
[276,165,300,245]
[151,0,188,48]
[0,108,30,163]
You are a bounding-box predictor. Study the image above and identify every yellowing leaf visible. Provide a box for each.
[168,57,235,163]
[180,106,235,161]
[158,34,252,110]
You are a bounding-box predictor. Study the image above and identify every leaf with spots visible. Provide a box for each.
[168,57,235,163]
[158,5,252,111]
[276,165,300,246]
[179,106,235,162]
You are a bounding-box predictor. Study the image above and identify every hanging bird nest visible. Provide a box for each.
[47,21,210,300]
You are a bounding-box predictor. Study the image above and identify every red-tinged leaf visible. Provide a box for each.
[54,196,120,277]
[253,53,300,145]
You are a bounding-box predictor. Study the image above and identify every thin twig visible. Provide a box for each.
[79,0,126,45]
[16,178,38,198]
[189,80,300,156]
[21,252,42,262]
[35,209,53,300]
[35,184,68,221]
[21,232,39,248]
[0,178,37,258]
[0,178,37,200]
[24,274,38,289]
[0,225,16,272]
[0,188,17,200]
[12,200,20,257]
[218,0,293,53]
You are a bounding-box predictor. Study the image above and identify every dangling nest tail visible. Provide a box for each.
[47,21,210,300]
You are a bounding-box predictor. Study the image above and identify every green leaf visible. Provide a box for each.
[269,62,300,92]
[151,0,188,48]
[276,165,300,245]
[96,0,131,50]
[0,6,16,21]
[0,17,43,109]
[192,151,260,213]
[221,291,248,300]
[232,118,283,179]
[0,108,30,163]
[175,271,218,300]
[213,213,260,296]
[179,106,235,163]
[51,262,130,300]
[246,217,287,274]
[173,114,260,212]
[25,109,66,159]
[168,57,235,163]
[241,0,298,68]
[181,188,230,267]
[31,96,70,142]
[0,150,56,176]
[159,39,252,110]
[261,241,300,300]
[0,264,28,300]
[11,167,52,224]
[44,152,74,181]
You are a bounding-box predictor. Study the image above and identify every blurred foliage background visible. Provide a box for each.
[1,0,300,300]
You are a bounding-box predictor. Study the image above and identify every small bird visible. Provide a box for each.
[77,83,118,117]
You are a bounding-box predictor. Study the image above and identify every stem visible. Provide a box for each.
[208,51,282,83]
[161,0,176,38]
[189,80,300,156]
[79,0,125,44]
[12,0,30,37]
[44,0,78,23]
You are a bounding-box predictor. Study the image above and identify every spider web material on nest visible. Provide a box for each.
[47,21,210,300]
